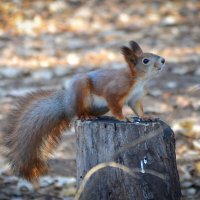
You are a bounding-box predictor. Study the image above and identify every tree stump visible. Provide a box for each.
[75,117,181,200]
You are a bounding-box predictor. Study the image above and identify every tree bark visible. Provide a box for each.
[75,116,181,200]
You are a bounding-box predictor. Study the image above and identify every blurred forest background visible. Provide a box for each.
[0,0,199,199]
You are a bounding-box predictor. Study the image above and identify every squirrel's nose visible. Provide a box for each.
[155,57,165,70]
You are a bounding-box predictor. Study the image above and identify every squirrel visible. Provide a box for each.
[4,41,165,181]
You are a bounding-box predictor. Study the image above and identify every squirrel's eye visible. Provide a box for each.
[143,58,150,64]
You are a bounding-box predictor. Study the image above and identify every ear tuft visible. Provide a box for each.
[121,46,132,56]
[121,46,137,65]
[129,41,143,56]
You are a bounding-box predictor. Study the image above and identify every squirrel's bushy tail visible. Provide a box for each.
[4,90,71,181]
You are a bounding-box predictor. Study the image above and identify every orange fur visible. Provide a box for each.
[74,75,92,119]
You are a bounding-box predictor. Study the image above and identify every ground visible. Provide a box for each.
[0,0,200,199]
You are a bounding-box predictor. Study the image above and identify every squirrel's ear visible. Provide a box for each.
[129,41,143,56]
[121,46,137,65]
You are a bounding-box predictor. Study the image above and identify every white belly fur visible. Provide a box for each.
[92,95,108,108]
[126,81,146,104]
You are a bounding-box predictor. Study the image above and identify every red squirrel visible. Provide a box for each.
[4,41,165,181]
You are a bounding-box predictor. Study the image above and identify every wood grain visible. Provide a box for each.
[75,117,181,200]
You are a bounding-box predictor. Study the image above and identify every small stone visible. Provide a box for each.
[54,67,71,77]
[54,177,76,189]
[186,188,196,195]
[166,81,178,89]
[3,176,18,185]
[181,181,193,188]
[0,67,22,78]
[161,16,177,26]
[39,176,55,187]
[32,70,53,80]
[17,179,33,192]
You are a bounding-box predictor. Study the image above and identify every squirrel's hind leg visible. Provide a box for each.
[106,97,125,121]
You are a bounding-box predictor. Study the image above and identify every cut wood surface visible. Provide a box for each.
[75,117,181,200]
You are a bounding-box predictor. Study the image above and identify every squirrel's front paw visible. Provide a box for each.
[140,115,159,122]
[78,115,97,121]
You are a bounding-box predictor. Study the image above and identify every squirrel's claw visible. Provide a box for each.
[78,115,97,121]
[140,115,159,122]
